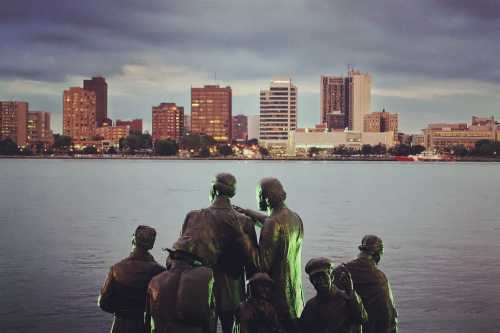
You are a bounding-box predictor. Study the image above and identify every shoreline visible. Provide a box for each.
[1,155,499,162]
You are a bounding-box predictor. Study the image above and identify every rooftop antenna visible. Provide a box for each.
[214,72,217,84]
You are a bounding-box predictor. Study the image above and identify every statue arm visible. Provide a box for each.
[233,206,267,227]
[98,268,115,313]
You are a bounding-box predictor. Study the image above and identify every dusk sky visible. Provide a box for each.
[1,0,499,134]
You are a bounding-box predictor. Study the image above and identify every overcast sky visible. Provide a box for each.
[1,0,499,133]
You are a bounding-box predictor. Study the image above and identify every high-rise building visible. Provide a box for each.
[191,85,232,142]
[320,76,347,130]
[152,103,184,142]
[349,69,372,132]
[247,115,260,141]
[116,119,143,134]
[320,69,372,132]
[0,101,28,145]
[259,78,297,147]
[63,87,96,141]
[83,76,107,127]
[27,111,53,146]
[364,109,398,133]
[232,114,248,142]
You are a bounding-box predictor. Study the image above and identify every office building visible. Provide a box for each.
[320,69,372,132]
[247,115,260,141]
[364,109,398,132]
[423,116,498,151]
[27,111,53,146]
[259,78,297,152]
[96,124,130,145]
[63,87,96,141]
[152,103,184,142]
[191,85,232,142]
[83,76,107,127]
[116,119,142,134]
[0,101,28,145]
[232,114,248,142]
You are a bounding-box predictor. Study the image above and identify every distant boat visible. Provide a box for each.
[394,155,415,162]
[413,152,455,162]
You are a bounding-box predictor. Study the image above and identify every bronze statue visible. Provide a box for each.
[172,173,260,333]
[235,178,304,332]
[300,257,367,333]
[233,273,284,333]
[98,225,165,333]
[344,235,399,333]
[146,250,217,333]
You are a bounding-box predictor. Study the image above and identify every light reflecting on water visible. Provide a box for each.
[1,159,500,332]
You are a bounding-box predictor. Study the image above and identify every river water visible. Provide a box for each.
[1,159,499,332]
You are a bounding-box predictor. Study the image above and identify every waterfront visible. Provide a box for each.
[1,159,500,332]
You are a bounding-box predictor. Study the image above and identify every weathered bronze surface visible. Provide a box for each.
[147,259,216,333]
[98,226,165,333]
[345,235,399,333]
[172,173,260,333]
[233,273,284,333]
[238,178,304,332]
[301,257,367,333]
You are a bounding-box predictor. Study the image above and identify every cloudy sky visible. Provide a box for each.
[1,0,499,133]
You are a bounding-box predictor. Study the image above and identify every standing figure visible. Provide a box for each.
[99,225,165,333]
[233,273,284,333]
[171,173,260,333]
[345,235,398,333]
[236,178,304,332]
[300,258,367,333]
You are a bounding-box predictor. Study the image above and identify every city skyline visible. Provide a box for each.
[1,1,499,134]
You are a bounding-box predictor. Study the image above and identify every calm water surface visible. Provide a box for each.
[1,159,500,332]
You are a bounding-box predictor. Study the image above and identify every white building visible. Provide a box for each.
[247,115,260,141]
[259,77,297,154]
[287,129,395,156]
[349,69,372,132]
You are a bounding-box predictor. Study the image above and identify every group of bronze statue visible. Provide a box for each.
[98,173,398,333]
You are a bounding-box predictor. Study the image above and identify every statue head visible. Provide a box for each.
[248,272,274,301]
[257,177,286,211]
[132,225,156,250]
[358,234,384,264]
[305,257,334,296]
[210,173,236,201]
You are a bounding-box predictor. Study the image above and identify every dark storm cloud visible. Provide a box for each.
[1,0,500,84]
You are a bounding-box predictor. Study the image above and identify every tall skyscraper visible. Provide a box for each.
[191,85,232,142]
[320,76,347,130]
[63,87,96,141]
[320,69,372,132]
[259,78,297,145]
[27,111,52,145]
[0,101,28,145]
[232,114,248,142]
[152,103,184,142]
[349,69,372,132]
[83,76,107,127]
